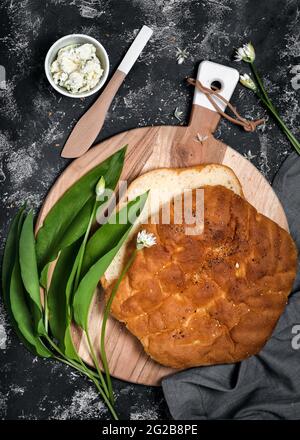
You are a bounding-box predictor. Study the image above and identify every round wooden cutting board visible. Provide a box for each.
[36,61,288,386]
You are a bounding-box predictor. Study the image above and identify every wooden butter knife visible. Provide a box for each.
[61,25,153,158]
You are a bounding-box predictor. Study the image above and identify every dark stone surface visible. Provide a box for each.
[0,0,299,420]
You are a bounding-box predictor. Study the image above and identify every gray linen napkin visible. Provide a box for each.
[162,152,300,420]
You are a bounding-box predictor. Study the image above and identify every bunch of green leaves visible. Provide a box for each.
[2,146,148,420]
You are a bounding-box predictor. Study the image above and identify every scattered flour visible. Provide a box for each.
[257,132,271,177]
[52,387,108,419]
[0,391,8,418]
[280,6,300,61]
[0,302,8,350]
[0,80,20,121]
[78,1,105,19]
[130,407,159,420]
[11,385,25,396]
[0,324,7,350]
[6,149,39,187]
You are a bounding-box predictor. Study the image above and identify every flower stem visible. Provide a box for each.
[248,63,300,154]
[258,94,300,154]
[53,354,118,420]
[88,372,119,420]
[250,63,274,110]
[86,329,110,399]
[74,200,97,291]
[44,287,49,333]
[43,333,118,420]
[100,250,137,407]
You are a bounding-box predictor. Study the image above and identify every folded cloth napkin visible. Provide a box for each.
[162,152,300,420]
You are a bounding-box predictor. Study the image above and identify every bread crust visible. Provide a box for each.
[103,185,297,369]
[126,163,244,198]
[104,164,243,284]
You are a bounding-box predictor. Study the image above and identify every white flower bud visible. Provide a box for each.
[136,230,157,250]
[240,73,257,91]
[95,176,105,199]
[235,42,255,63]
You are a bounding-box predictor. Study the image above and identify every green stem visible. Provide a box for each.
[258,94,300,154]
[250,63,274,109]
[74,200,97,291]
[53,354,118,420]
[44,333,66,357]
[249,64,300,154]
[100,249,138,406]
[89,372,119,420]
[86,330,110,399]
[44,334,118,420]
[55,355,97,379]
[44,287,49,333]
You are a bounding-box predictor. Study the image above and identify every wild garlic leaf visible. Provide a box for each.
[73,246,125,330]
[3,210,52,358]
[39,263,50,290]
[47,241,80,350]
[1,208,36,354]
[64,243,86,360]
[81,195,148,277]
[10,261,52,357]
[36,146,127,273]
[64,325,79,361]
[19,211,46,336]
[2,207,25,304]
[73,192,148,330]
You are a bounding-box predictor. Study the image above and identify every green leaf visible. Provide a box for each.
[73,192,148,330]
[36,146,127,272]
[47,241,80,349]
[63,244,88,361]
[2,210,52,358]
[40,263,50,290]
[81,195,148,277]
[10,261,52,358]
[1,209,36,355]
[2,207,25,306]
[19,211,45,336]
[47,240,85,361]
[64,325,79,360]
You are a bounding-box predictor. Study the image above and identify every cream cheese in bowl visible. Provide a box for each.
[50,43,104,94]
[45,34,109,98]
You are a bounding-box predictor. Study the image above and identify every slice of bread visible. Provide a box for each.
[103,164,243,284]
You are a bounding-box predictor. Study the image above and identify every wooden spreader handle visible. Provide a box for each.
[61,25,153,159]
[61,70,126,158]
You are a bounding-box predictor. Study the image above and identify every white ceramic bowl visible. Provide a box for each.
[44,34,109,98]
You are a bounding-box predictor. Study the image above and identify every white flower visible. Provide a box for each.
[196,133,208,144]
[174,107,183,121]
[244,150,257,160]
[239,73,257,91]
[95,176,105,199]
[176,47,189,64]
[235,42,255,63]
[136,230,156,250]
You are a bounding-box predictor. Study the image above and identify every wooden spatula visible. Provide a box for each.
[61,25,153,159]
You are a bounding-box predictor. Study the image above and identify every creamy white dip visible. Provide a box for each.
[50,43,103,94]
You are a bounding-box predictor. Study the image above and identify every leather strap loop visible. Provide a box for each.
[187,78,264,132]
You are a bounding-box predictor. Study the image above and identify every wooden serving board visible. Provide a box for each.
[36,61,288,386]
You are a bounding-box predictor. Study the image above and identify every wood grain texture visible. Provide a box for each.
[61,70,126,158]
[36,103,288,386]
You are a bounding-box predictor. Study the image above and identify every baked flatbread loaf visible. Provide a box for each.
[102,169,297,369]
[104,164,243,284]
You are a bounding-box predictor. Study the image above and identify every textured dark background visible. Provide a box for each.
[0,0,299,420]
